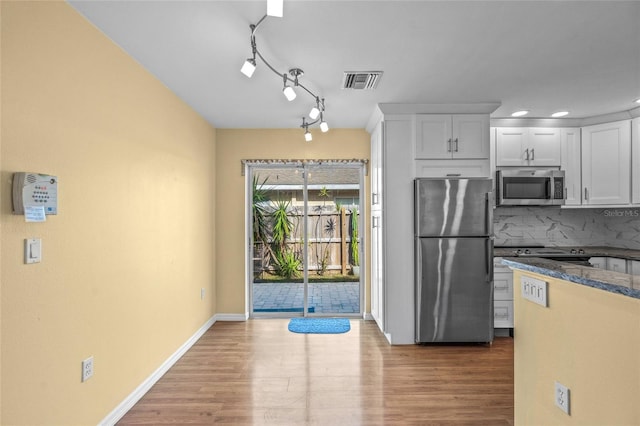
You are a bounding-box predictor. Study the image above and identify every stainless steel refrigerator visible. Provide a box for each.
[415,178,494,343]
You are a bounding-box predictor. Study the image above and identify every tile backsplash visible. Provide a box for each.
[494,207,640,250]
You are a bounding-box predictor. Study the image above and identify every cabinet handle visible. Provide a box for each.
[454,138,459,152]
[447,138,452,152]
[372,193,378,205]
[531,148,535,160]
[525,148,530,161]
[565,188,567,199]
[372,216,379,228]
[584,188,589,201]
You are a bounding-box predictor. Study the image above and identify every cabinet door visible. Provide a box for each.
[452,114,489,159]
[629,260,640,276]
[529,128,561,166]
[633,118,640,204]
[561,128,582,205]
[370,121,383,209]
[496,128,527,166]
[415,115,452,159]
[370,211,383,328]
[582,120,631,205]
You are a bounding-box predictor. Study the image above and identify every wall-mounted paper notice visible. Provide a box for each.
[25,205,46,222]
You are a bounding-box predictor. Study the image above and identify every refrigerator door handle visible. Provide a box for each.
[485,192,494,235]
[486,239,494,283]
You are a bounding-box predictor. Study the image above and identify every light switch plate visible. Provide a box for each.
[24,238,42,264]
[521,276,547,307]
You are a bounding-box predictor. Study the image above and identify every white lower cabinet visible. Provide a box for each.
[589,256,635,274]
[493,257,514,328]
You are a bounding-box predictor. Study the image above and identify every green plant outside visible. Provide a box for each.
[252,175,269,245]
[274,248,301,279]
[350,209,359,266]
[271,199,292,251]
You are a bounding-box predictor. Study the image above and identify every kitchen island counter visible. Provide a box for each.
[502,257,640,299]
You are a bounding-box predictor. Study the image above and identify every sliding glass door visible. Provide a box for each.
[248,162,363,317]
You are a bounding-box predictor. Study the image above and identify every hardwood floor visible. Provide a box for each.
[117,320,514,425]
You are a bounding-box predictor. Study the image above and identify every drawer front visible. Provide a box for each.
[607,257,627,274]
[494,301,514,328]
[493,272,513,300]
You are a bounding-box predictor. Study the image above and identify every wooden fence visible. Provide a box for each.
[253,207,359,277]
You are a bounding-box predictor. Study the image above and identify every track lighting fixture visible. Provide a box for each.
[240,1,328,141]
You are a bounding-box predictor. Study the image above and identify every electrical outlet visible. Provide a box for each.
[555,381,570,415]
[82,356,94,382]
[201,288,205,300]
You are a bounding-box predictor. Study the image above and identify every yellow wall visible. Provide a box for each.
[1,2,216,424]
[513,270,640,425]
[215,129,370,314]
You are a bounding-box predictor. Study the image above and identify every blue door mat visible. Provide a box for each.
[288,317,351,334]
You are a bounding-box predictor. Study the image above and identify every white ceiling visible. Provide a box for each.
[68,0,640,129]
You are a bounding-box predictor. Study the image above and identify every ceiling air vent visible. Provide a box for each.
[342,71,383,90]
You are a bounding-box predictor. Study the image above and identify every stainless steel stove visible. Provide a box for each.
[499,246,592,265]
[510,247,586,257]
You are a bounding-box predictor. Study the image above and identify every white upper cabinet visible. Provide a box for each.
[560,128,582,206]
[581,120,631,205]
[633,117,640,205]
[416,114,489,160]
[496,128,561,166]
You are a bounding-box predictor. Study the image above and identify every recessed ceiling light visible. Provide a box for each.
[635,98,640,104]
[551,111,569,118]
[511,110,529,117]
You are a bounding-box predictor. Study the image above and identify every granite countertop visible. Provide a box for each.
[500,255,640,300]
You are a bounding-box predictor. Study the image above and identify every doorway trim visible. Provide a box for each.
[244,160,366,318]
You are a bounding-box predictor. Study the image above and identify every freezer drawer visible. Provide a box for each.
[416,237,494,343]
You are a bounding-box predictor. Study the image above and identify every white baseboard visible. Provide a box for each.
[99,315,217,426]
[214,312,249,321]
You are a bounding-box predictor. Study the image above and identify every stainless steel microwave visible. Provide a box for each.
[496,169,565,206]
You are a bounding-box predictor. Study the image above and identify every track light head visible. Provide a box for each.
[240,58,256,78]
[309,97,320,119]
[304,129,312,142]
[282,73,296,101]
[283,86,296,101]
[267,0,283,17]
[320,113,329,133]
